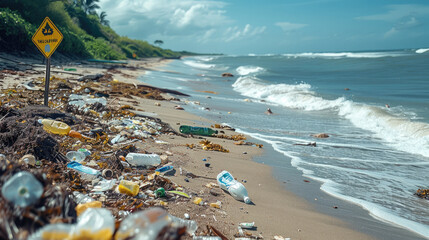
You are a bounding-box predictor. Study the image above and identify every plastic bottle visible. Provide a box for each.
[217,170,251,204]
[125,153,161,167]
[66,151,86,162]
[1,171,44,207]
[38,119,71,135]
[78,148,92,157]
[169,214,198,235]
[193,237,221,240]
[116,207,170,240]
[179,125,218,136]
[72,191,95,204]
[155,165,174,174]
[118,180,139,196]
[67,161,100,175]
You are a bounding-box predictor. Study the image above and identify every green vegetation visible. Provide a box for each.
[0,0,186,59]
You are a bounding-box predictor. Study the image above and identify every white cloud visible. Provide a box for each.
[357,4,429,22]
[99,0,231,38]
[357,4,429,38]
[275,22,307,32]
[384,16,420,38]
[223,24,266,42]
[98,0,266,50]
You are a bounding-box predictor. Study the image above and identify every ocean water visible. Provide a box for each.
[141,48,429,239]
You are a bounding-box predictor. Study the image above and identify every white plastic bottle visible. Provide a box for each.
[217,170,251,204]
[125,153,161,167]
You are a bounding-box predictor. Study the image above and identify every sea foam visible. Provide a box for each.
[282,51,406,59]
[232,76,429,158]
[416,48,429,54]
[183,60,216,69]
[236,66,265,76]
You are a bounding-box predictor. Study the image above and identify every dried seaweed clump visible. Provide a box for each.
[199,140,229,153]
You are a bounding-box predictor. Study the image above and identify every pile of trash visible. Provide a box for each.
[0,72,258,240]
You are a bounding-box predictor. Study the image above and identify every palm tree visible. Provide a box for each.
[154,40,164,46]
[80,0,100,15]
[99,11,109,26]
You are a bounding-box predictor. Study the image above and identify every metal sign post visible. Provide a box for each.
[44,57,51,106]
[31,17,63,107]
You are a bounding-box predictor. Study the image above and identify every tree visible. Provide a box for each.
[99,11,109,26]
[79,0,100,15]
[154,40,163,46]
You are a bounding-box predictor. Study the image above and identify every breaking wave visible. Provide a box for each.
[236,66,265,76]
[416,48,429,54]
[282,51,407,59]
[232,76,429,158]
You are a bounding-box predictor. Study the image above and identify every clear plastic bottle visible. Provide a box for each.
[1,171,44,207]
[66,151,86,162]
[125,153,161,167]
[217,170,251,204]
[38,119,71,135]
[193,237,221,240]
[169,214,198,235]
[116,207,170,240]
[72,191,95,204]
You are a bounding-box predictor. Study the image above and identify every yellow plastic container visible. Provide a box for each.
[210,201,222,209]
[193,197,203,205]
[118,180,139,196]
[75,201,102,216]
[39,119,71,135]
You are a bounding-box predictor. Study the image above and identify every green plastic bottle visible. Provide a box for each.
[179,125,218,136]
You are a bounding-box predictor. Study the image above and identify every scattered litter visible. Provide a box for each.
[239,222,256,229]
[217,170,251,204]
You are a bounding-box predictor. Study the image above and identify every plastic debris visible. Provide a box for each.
[193,197,203,205]
[239,222,256,229]
[1,171,43,207]
[67,161,100,177]
[168,190,190,198]
[38,119,71,135]
[125,153,161,167]
[75,201,102,216]
[217,170,251,204]
[29,208,115,240]
[66,151,86,162]
[118,180,140,196]
[115,207,170,240]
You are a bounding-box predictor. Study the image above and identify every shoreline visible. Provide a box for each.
[130,60,376,239]
[0,53,423,239]
[137,58,427,240]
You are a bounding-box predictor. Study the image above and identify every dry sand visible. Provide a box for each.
[0,53,376,239]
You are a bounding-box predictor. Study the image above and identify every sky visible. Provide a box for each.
[98,0,429,55]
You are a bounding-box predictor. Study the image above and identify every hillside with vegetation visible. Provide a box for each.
[0,0,187,60]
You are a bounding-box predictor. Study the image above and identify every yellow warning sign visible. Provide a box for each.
[32,17,63,58]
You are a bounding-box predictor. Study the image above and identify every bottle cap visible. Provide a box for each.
[244,197,251,204]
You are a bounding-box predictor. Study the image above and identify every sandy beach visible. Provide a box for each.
[0,53,377,239]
